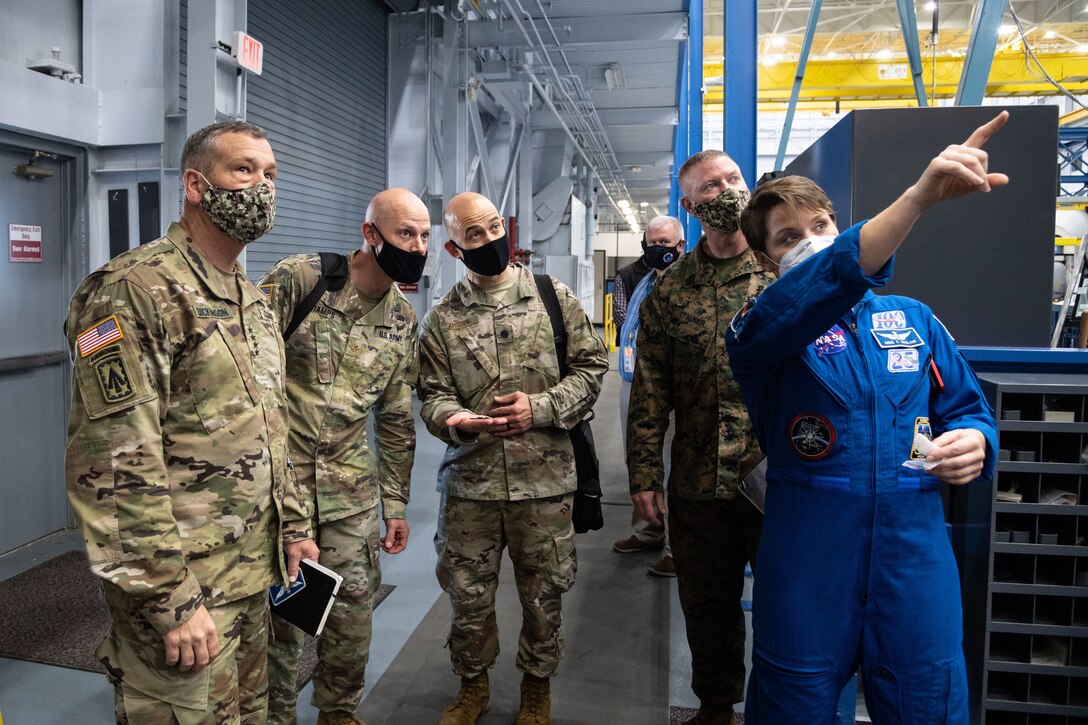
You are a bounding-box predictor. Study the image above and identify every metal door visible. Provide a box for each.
[0,143,73,553]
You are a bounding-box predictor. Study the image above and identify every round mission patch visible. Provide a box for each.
[788,413,836,460]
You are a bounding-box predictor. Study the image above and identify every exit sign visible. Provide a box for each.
[232,31,264,75]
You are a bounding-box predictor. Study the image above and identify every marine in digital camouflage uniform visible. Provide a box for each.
[418,192,607,725]
[261,188,427,725]
[64,121,317,725]
[627,150,773,725]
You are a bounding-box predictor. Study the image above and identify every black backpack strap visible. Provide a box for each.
[533,273,568,378]
[283,253,350,340]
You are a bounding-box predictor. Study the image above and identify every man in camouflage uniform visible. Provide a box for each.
[64,120,318,724]
[418,192,607,725]
[261,188,427,725]
[627,150,774,725]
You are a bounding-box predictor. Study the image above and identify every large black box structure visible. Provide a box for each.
[785,105,1058,347]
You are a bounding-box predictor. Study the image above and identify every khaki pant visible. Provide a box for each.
[101,588,270,725]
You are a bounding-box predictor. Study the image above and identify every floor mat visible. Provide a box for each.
[0,549,393,689]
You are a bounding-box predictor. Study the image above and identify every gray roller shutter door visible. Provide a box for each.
[246,0,389,281]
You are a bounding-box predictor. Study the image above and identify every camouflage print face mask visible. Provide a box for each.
[688,186,750,234]
[198,173,276,245]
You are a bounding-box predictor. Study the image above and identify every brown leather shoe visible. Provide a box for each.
[515,674,552,724]
[316,711,367,725]
[613,534,665,553]
[438,673,491,725]
[647,554,677,577]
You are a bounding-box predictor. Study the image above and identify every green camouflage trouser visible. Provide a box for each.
[100,588,269,725]
[434,493,576,679]
[669,494,762,709]
[267,507,381,724]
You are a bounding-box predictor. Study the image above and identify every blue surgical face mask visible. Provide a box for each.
[777,235,836,276]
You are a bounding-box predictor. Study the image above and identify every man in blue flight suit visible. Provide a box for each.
[726,111,1008,724]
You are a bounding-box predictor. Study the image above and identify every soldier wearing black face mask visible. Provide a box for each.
[261,187,429,725]
[612,226,685,346]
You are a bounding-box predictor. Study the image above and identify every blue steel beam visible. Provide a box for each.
[684,0,704,245]
[955,0,1009,105]
[724,0,757,188]
[895,0,929,106]
[774,0,823,171]
[669,38,688,226]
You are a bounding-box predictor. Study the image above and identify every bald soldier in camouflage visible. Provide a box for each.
[64,120,318,724]
[261,189,427,725]
[627,150,774,725]
[418,192,607,725]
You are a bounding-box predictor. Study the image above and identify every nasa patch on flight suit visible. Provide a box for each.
[870,327,924,349]
[812,324,847,356]
[788,413,836,460]
[74,316,155,420]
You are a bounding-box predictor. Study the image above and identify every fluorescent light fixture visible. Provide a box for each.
[923,1,936,10]
[875,48,893,60]
[1045,30,1057,39]
[604,63,626,91]
[639,202,649,208]
[771,36,787,48]
[999,24,1015,34]
[618,199,631,209]
[1078,44,1088,52]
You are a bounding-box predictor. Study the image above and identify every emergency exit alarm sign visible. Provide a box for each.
[9,224,42,263]
[232,31,264,75]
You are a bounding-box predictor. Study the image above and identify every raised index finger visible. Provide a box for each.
[964,110,1009,149]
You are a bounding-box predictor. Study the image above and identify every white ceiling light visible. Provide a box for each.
[1078,44,1088,52]
[1045,30,1057,39]
[618,199,631,209]
[771,36,787,48]
[999,24,1016,34]
[923,1,936,10]
[604,63,626,91]
[875,48,893,60]
[762,54,781,66]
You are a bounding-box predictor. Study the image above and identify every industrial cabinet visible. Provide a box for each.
[973,373,1088,725]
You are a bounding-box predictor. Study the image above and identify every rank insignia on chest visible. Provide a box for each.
[258,284,275,299]
[812,324,847,356]
[887,348,920,373]
[789,413,836,460]
[871,310,907,329]
[870,327,923,349]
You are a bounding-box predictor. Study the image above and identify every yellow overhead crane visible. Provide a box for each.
[702,37,1088,112]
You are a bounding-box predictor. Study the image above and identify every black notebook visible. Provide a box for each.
[268,559,344,637]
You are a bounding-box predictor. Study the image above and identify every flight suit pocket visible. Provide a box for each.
[188,322,256,433]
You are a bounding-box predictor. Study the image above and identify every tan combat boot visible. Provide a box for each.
[515,674,551,725]
[437,672,491,725]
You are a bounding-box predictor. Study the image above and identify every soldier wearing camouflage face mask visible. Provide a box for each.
[626,150,773,725]
[63,120,318,724]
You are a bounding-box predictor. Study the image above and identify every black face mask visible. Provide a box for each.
[452,233,511,276]
[645,243,681,270]
[372,225,427,284]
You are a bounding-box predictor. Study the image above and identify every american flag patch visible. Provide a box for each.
[77,315,124,357]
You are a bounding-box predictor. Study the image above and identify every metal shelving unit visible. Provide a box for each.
[974,373,1088,725]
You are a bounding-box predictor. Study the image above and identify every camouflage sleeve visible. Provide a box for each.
[64,279,205,635]
[528,279,609,430]
[626,283,672,495]
[257,257,303,337]
[417,311,467,446]
[374,320,418,520]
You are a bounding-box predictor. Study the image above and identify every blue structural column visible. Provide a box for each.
[723,0,757,187]
[895,0,929,107]
[774,0,822,172]
[955,0,1008,105]
[670,38,689,229]
[683,0,704,245]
